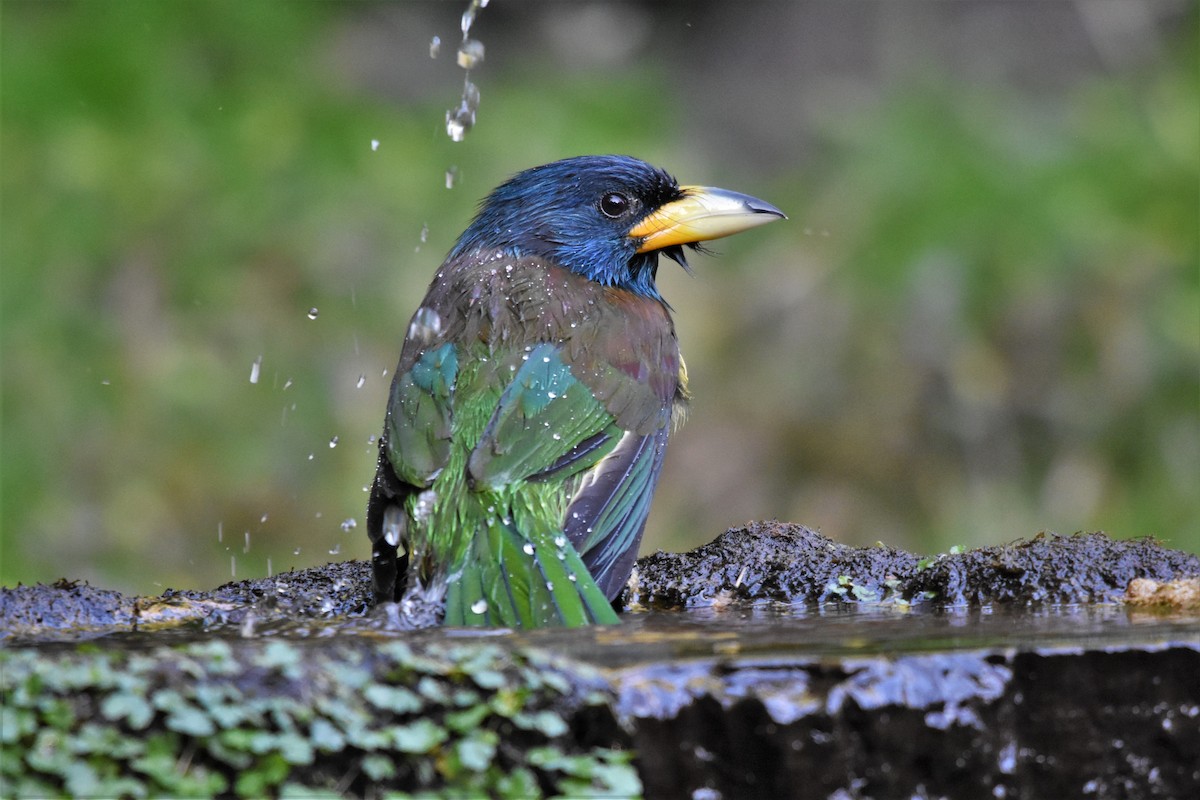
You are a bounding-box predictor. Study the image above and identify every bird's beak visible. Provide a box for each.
[629,186,786,254]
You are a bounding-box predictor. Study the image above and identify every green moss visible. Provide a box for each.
[0,638,640,798]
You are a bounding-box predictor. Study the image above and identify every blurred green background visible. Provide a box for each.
[2,1,1196,596]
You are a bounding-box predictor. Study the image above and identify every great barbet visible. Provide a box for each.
[367,155,783,627]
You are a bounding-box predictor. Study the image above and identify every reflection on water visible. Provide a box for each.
[76,601,1200,668]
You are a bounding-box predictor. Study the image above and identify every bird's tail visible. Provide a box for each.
[443,518,619,628]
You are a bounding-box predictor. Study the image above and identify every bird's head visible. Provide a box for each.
[449,155,785,299]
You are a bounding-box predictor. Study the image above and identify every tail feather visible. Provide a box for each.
[445,520,618,628]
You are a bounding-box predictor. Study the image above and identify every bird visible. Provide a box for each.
[366,155,784,628]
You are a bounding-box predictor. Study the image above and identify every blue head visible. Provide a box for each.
[448,155,786,300]
[449,155,686,299]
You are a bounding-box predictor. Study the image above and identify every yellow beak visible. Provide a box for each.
[629,185,785,254]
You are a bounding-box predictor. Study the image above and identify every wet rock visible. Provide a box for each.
[1126,576,1200,610]
[0,578,132,634]
[905,531,1200,605]
[626,521,919,608]
[626,523,1200,609]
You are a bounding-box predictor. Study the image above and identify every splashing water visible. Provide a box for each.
[445,0,489,141]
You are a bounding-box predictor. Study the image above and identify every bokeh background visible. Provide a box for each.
[2,0,1196,596]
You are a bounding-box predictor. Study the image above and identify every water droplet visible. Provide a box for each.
[329,543,341,555]
[445,166,458,189]
[340,518,357,532]
[554,535,567,548]
[307,307,319,320]
[217,522,223,542]
[100,378,111,386]
[545,581,554,591]
[546,391,557,399]
[383,506,406,548]
[356,374,366,389]
[419,222,429,243]
[307,453,314,461]
[293,547,302,555]
[249,355,262,384]
[429,35,441,58]
[282,379,293,391]
[407,306,444,345]
[413,489,438,523]
[445,105,473,142]
[542,355,551,363]
[522,543,535,556]
[260,513,268,524]
[470,598,488,615]
[456,38,485,69]
[461,6,475,35]
[551,433,562,441]
[370,139,380,151]
[329,435,339,448]
[243,531,251,553]
[230,555,237,578]
[267,558,273,577]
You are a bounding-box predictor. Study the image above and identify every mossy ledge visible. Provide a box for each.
[0,637,636,799]
[4,524,1199,798]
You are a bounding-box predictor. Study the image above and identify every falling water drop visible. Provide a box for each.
[456,38,485,69]
[329,543,342,556]
[340,518,357,532]
[445,166,458,189]
[356,374,366,389]
[429,35,441,58]
[249,355,262,384]
[419,223,429,243]
[307,307,319,320]
[370,139,380,152]
[329,436,339,448]
[244,531,250,554]
[470,599,488,615]
[445,106,472,142]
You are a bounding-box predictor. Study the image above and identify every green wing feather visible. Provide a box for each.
[385,342,457,486]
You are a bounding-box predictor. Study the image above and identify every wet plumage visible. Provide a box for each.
[367,155,783,627]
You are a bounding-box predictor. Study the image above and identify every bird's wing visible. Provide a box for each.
[467,340,668,602]
[467,342,624,489]
[563,424,669,598]
[383,341,457,487]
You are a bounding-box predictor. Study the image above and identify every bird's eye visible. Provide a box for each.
[599,192,630,219]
